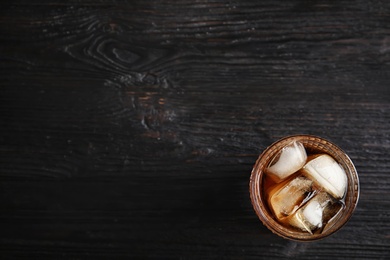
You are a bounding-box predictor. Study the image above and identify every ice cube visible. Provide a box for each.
[302,154,347,199]
[289,192,342,234]
[268,176,313,219]
[266,141,307,182]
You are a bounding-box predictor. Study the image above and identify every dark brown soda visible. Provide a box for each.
[261,146,346,234]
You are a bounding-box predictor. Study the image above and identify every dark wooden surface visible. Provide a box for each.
[1,0,389,259]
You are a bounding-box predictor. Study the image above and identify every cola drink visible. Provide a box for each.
[250,135,360,241]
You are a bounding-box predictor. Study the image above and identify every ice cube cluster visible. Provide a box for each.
[265,141,347,234]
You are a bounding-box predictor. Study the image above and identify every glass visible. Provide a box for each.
[249,135,360,241]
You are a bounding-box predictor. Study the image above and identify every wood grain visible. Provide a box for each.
[0,0,389,259]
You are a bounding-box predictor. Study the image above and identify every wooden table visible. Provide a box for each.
[1,1,389,258]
